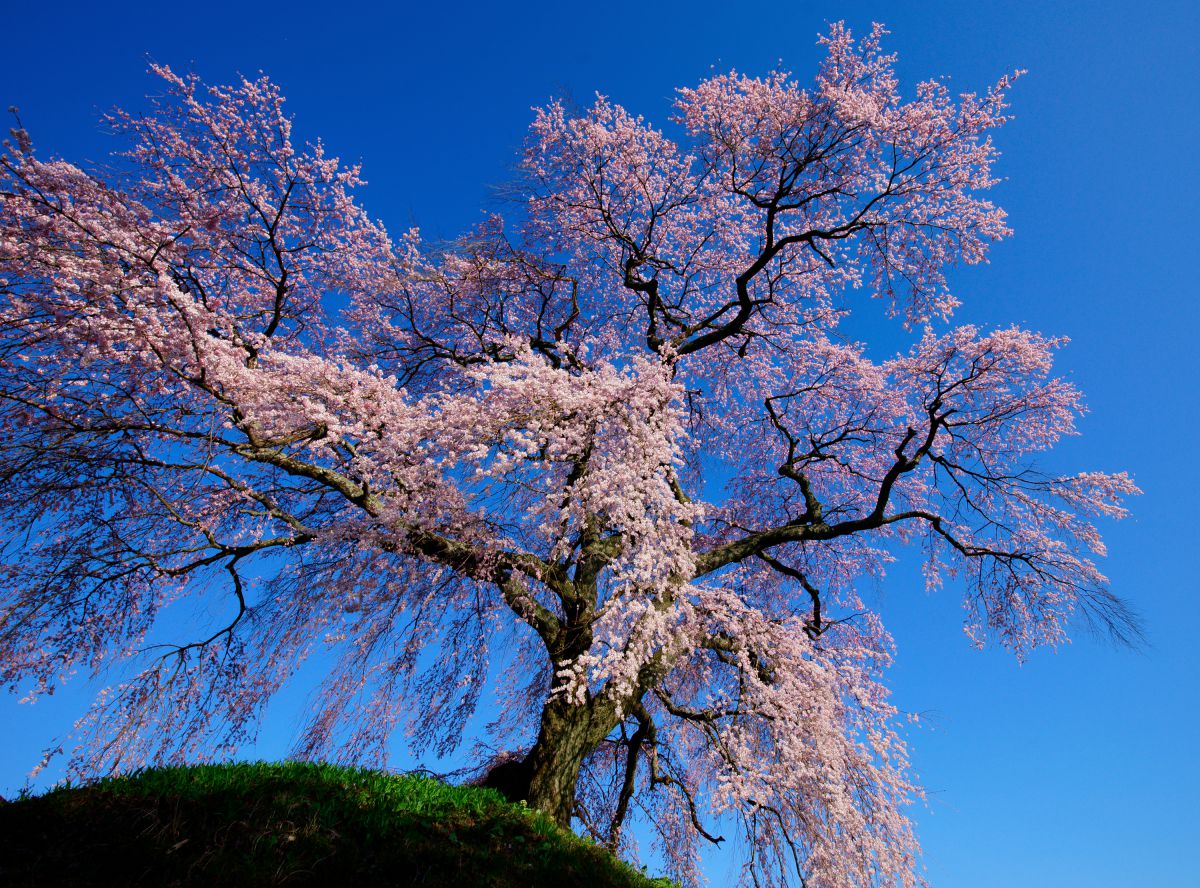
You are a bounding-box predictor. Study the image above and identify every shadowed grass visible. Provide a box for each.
[0,761,676,887]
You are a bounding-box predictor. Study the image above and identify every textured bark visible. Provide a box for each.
[523,696,617,826]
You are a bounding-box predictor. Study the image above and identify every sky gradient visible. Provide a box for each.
[1,1,1196,884]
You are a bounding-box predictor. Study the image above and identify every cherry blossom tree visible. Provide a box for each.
[0,23,1136,887]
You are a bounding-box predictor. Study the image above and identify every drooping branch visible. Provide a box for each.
[756,552,825,639]
[606,702,652,850]
[641,706,725,847]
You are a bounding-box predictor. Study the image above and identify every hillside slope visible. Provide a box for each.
[0,761,675,887]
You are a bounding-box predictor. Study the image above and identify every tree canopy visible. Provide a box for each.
[0,23,1135,887]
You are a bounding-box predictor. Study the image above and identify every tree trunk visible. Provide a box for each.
[523,695,615,826]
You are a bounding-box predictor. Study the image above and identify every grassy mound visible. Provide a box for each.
[0,761,674,887]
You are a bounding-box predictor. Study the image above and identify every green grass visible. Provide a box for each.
[0,761,676,887]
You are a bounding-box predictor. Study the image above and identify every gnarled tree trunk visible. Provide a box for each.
[490,694,620,826]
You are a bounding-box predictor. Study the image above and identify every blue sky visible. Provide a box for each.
[2,1,1197,884]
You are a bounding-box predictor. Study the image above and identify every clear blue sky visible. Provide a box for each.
[2,1,1197,884]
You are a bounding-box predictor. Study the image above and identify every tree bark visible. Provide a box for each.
[522,695,617,826]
